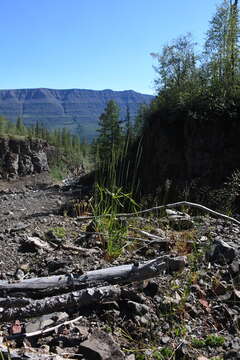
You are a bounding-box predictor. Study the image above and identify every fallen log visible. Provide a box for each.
[0,285,121,321]
[0,255,186,298]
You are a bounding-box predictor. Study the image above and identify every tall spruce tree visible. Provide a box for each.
[95,100,122,163]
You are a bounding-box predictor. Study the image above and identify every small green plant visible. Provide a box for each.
[191,334,225,348]
[205,334,225,347]
[49,163,68,181]
[50,226,66,239]
[152,347,174,359]
[172,326,187,337]
[191,337,206,348]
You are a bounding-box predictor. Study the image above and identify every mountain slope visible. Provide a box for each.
[0,88,154,141]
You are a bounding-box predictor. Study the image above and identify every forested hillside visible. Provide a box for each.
[0,88,153,141]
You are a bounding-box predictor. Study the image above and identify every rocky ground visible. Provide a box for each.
[0,173,240,360]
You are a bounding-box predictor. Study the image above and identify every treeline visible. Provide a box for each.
[0,115,91,178]
[149,0,240,121]
[0,115,90,154]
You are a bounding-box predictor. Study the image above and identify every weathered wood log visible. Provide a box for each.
[0,285,121,322]
[0,255,186,298]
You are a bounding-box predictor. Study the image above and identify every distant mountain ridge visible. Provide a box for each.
[0,88,154,141]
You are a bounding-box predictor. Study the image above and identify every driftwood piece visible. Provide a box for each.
[61,243,99,255]
[0,285,121,321]
[76,201,240,226]
[22,236,53,252]
[0,255,186,298]
[131,228,195,244]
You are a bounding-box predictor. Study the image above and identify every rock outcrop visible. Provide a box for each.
[0,137,51,178]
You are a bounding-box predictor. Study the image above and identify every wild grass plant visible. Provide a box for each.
[93,137,142,258]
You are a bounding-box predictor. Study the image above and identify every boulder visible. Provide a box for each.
[207,239,238,264]
[79,330,124,360]
[25,312,69,333]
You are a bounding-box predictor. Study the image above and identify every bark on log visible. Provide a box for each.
[0,285,121,322]
[0,255,186,298]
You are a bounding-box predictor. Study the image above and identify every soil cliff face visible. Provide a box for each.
[138,112,240,196]
[0,137,51,178]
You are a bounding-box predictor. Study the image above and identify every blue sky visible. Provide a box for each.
[0,0,219,94]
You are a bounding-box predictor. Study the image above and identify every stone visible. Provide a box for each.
[143,280,159,297]
[230,260,240,275]
[32,151,49,172]
[224,349,240,359]
[0,138,51,179]
[25,312,68,333]
[126,355,135,360]
[169,218,194,230]
[166,209,194,230]
[126,301,150,316]
[79,330,124,360]
[207,239,238,264]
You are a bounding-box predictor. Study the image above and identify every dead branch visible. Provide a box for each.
[61,243,99,255]
[76,201,240,226]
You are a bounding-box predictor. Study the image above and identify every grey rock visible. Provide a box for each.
[224,349,240,359]
[207,239,238,264]
[14,268,25,281]
[79,330,124,360]
[126,301,150,316]
[169,217,194,231]
[143,280,159,297]
[0,138,51,179]
[25,312,68,333]
[126,355,135,360]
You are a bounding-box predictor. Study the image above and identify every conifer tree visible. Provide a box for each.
[95,100,122,162]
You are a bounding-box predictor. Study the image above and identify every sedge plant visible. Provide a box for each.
[92,135,142,259]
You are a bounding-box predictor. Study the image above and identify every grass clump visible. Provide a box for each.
[49,163,68,181]
[191,334,225,348]
[93,184,138,259]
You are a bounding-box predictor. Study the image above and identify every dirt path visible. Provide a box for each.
[0,173,100,277]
